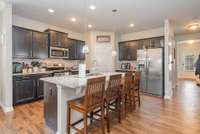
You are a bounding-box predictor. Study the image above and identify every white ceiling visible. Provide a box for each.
[12,0,200,34]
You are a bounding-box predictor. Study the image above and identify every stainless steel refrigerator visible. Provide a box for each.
[137,48,164,96]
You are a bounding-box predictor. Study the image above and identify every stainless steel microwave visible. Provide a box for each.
[50,47,69,59]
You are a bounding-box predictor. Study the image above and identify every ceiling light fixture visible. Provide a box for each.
[89,5,96,10]
[189,40,194,44]
[187,23,199,30]
[70,17,77,22]
[129,23,135,27]
[48,8,55,13]
[88,24,93,28]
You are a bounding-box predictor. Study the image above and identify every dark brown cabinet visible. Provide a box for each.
[67,38,85,60]
[119,37,164,61]
[13,74,52,105]
[32,31,48,59]
[13,26,32,58]
[13,26,48,59]
[76,40,85,60]
[13,76,36,105]
[119,41,139,60]
[45,29,68,48]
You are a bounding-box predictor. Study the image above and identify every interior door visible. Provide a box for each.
[146,48,163,96]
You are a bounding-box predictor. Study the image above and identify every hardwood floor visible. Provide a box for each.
[1,80,200,134]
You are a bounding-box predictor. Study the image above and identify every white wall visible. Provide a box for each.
[85,31,116,72]
[0,1,13,112]
[120,27,164,42]
[176,40,200,79]
[175,32,200,42]
[164,19,175,99]
[0,6,3,106]
[13,15,84,41]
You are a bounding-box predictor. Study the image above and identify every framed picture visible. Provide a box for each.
[96,35,111,43]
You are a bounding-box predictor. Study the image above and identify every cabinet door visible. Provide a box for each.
[13,77,36,105]
[119,42,127,60]
[68,38,77,59]
[76,41,85,60]
[37,80,44,99]
[36,74,52,99]
[13,26,32,58]
[150,37,164,48]
[32,32,48,59]
[60,33,68,48]
[128,41,139,60]
[49,31,59,47]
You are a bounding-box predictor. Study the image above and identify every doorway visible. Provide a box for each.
[176,40,200,80]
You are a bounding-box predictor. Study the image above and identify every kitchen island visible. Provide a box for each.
[41,72,124,134]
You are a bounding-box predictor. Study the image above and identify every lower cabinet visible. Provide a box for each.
[13,74,52,106]
[13,77,36,105]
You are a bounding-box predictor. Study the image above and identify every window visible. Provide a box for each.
[184,55,195,71]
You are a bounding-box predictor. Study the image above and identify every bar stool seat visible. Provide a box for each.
[68,97,86,113]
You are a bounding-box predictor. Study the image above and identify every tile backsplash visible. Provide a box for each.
[117,60,138,70]
[13,58,84,68]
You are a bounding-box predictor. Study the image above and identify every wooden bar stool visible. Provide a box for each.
[131,71,141,107]
[105,74,122,133]
[67,77,106,134]
[121,72,134,115]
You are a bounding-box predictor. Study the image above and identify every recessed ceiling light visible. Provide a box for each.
[89,5,96,10]
[88,24,93,28]
[187,23,199,30]
[129,23,135,27]
[48,8,55,13]
[189,40,194,44]
[70,17,77,22]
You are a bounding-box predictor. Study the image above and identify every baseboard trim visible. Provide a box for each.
[0,101,14,112]
[164,95,172,100]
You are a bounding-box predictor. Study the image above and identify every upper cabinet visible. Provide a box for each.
[119,41,139,60]
[13,26,85,60]
[68,38,85,60]
[45,29,68,48]
[32,31,48,59]
[119,37,164,61]
[138,37,164,49]
[13,26,32,58]
[12,26,48,59]
[46,29,85,60]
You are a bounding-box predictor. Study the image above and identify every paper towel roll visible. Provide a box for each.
[79,64,86,78]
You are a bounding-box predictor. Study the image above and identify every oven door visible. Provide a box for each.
[50,47,69,59]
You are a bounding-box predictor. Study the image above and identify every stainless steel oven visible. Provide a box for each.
[50,47,69,59]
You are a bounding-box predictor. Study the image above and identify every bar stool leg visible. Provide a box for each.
[90,111,94,124]
[67,106,71,134]
[117,98,121,123]
[132,91,136,110]
[138,90,141,107]
[83,113,88,134]
[106,102,110,133]
[101,106,105,134]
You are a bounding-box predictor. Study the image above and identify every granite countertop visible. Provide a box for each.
[41,72,125,89]
[13,69,90,76]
